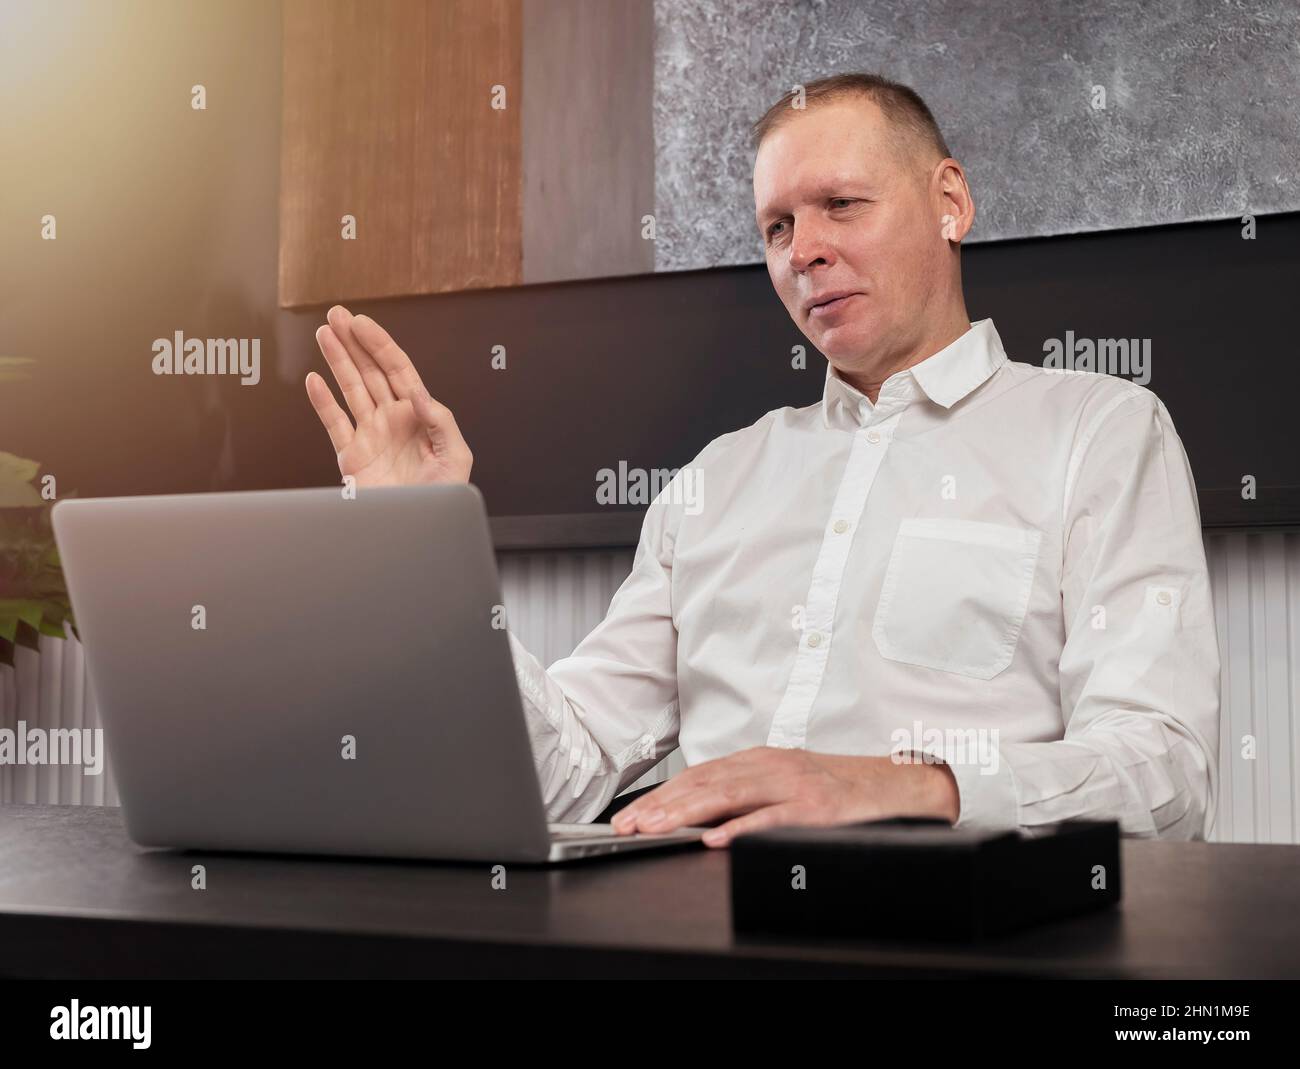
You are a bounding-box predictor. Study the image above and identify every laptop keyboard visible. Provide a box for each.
[548,823,625,840]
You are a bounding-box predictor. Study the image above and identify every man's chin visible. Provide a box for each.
[812,326,874,362]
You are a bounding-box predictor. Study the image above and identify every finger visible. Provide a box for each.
[627,779,771,835]
[610,783,673,833]
[327,305,397,407]
[610,762,719,831]
[350,313,433,402]
[305,371,355,453]
[611,749,764,831]
[701,803,804,848]
[315,322,377,420]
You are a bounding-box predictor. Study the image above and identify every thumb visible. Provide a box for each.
[411,389,465,454]
[411,388,445,431]
[410,389,473,482]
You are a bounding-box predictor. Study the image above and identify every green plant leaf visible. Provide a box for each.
[0,385,78,647]
[0,451,44,505]
[0,599,46,642]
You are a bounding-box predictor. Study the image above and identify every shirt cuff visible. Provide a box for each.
[947,752,1020,833]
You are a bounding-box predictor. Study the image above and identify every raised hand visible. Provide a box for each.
[305,305,473,487]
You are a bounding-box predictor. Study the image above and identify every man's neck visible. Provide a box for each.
[839,309,973,404]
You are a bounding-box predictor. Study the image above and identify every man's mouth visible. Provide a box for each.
[807,292,862,318]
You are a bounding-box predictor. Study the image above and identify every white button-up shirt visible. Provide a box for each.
[507,318,1220,838]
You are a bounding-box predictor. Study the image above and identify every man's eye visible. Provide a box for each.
[830,198,854,208]
[767,221,787,238]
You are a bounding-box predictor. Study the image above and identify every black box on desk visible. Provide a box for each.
[730,818,1120,941]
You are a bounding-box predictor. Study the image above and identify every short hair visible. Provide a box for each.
[750,72,951,173]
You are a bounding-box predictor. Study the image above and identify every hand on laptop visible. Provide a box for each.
[306,305,474,487]
[610,747,960,848]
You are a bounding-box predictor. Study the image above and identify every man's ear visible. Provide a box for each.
[935,159,975,243]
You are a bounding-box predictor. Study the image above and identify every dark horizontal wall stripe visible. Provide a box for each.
[266,211,1298,540]
[490,511,645,551]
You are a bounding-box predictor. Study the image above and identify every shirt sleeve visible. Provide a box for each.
[504,485,683,824]
[949,390,1221,840]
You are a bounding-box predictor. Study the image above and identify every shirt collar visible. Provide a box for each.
[821,318,1008,429]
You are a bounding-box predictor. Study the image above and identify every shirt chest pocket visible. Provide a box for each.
[871,518,1043,681]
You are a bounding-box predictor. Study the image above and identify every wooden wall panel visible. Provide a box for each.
[279,0,522,307]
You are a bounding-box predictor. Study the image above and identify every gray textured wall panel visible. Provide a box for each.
[653,0,1300,271]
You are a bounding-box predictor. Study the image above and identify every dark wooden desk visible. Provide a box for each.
[1,804,1297,979]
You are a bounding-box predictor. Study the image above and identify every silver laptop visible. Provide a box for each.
[51,485,705,864]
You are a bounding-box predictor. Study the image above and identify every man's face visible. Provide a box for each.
[753,97,947,377]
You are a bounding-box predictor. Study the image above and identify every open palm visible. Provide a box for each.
[305,306,473,488]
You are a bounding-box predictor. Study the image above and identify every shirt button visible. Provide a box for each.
[1156,591,1172,606]
[866,430,881,444]
[807,632,822,648]
[833,519,849,534]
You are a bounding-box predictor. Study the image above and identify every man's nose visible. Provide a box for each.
[787,218,837,273]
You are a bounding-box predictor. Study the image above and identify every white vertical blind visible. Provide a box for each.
[497,548,686,790]
[3,533,1296,840]
[1205,530,1300,843]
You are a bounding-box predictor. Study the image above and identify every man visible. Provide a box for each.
[305,73,1220,848]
